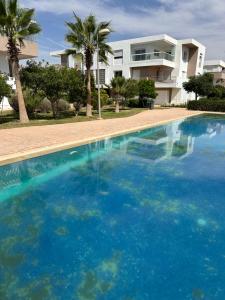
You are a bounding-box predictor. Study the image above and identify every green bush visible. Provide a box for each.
[187,98,225,112]
[92,89,109,109]
[57,99,70,112]
[126,98,140,108]
[208,85,225,99]
[9,89,43,115]
[38,98,52,113]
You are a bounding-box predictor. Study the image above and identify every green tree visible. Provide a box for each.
[110,76,126,113]
[183,73,214,100]
[20,60,46,93]
[123,79,139,101]
[208,85,225,99]
[61,67,86,115]
[0,0,41,123]
[65,13,112,117]
[0,75,11,105]
[40,66,65,118]
[138,79,157,107]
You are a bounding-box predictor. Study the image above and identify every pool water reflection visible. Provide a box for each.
[1,114,225,299]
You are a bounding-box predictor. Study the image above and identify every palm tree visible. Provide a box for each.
[0,0,41,123]
[110,76,126,113]
[66,13,112,117]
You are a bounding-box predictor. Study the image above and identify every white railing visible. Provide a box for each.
[131,51,175,62]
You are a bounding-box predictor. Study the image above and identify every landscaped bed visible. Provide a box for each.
[0,107,145,129]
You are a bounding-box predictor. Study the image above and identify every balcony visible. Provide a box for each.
[0,36,38,59]
[131,52,175,62]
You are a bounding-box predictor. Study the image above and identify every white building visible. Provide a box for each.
[204,60,225,86]
[0,36,38,110]
[51,34,206,105]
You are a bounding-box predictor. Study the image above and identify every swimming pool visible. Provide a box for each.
[1,114,225,299]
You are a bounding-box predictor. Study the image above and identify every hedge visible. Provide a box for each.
[187,98,225,112]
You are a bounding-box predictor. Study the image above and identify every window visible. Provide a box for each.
[199,53,203,68]
[134,49,146,61]
[114,50,123,65]
[61,54,69,67]
[114,50,123,60]
[96,69,105,84]
[114,70,123,77]
[183,50,188,62]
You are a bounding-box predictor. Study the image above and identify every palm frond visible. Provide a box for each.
[8,0,17,16]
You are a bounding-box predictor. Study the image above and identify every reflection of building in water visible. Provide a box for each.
[102,120,195,163]
[204,122,225,138]
[126,121,195,162]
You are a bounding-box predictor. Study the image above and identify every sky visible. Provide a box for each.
[20,0,225,64]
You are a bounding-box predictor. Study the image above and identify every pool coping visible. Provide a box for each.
[0,110,223,167]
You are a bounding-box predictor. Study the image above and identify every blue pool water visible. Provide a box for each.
[1,114,225,300]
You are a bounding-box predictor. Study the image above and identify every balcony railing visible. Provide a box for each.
[131,52,175,62]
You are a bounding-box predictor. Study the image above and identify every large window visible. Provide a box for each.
[96,69,105,85]
[134,49,146,61]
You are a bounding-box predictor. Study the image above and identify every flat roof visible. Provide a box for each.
[204,60,225,68]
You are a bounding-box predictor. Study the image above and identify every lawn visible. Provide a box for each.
[0,107,146,129]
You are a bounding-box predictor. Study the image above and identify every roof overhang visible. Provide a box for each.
[204,60,225,68]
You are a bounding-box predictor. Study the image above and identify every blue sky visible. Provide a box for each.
[21,0,225,63]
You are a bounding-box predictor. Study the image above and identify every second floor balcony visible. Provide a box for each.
[131,51,175,62]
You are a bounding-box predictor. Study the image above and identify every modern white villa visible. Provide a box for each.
[51,34,206,105]
[0,36,38,110]
[204,60,225,86]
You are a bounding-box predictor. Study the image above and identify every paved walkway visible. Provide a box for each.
[0,108,202,165]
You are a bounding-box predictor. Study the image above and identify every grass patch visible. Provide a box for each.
[0,107,146,130]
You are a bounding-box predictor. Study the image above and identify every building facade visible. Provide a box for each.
[51,34,206,105]
[204,60,225,86]
[0,37,38,110]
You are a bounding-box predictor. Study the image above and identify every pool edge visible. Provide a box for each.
[0,111,219,166]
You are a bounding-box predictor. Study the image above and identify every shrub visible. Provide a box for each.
[57,99,70,112]
[187,98,225,112]
[208,85,225,99]
[92,89,109,110]
[9,89,43,115]
[38,98,52,113]
[126,98,140,108]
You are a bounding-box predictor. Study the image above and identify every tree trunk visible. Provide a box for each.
[51,101,57,119]
[195,93,198,101]
[86,68,92,117]
[115,100,120,113]
[12,60,29,123]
